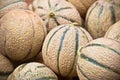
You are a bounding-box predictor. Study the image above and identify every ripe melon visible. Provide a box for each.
[0,0,28,18]
[42,24,93,77]
[105,21,120,42]
[0,9,47,61]
[77,38,120,80]
[29,0,82,32]
[68,0,96,18]
[0,54,14,80]
[8,62,58,80]
[85,0,120,39]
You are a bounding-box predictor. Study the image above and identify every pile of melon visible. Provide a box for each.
[0,0,120,80]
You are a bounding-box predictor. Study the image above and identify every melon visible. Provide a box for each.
[42,24,93,77]
[77,38,120,80]
[0,9,47,61]
[8,62,58,80]
[85,0,120,39]
[29,0,82,32]
[105,21,120,42]
[68,0,96,18]
[0,0,28,18]
[0,54,14,80]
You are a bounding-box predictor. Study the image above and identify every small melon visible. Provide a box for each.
[68,0,96,18]
[105,21,120,42]
[0,54,14,80]
[0,9,47,61]
[8,62,58,80]
[0,0,28,18]
[29,0,82,32]
[42,24,93,77]
[85,0,120,39]
[77,38,120,80]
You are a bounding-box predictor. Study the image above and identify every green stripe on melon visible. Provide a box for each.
[85,43,120,55]
[57,26,70,76]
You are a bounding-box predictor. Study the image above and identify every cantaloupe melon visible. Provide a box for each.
[105,21,120,42]
[85,0,120,39]
[42,24,93,77]
[68,0,96,18]
[0,9,47,61]
[8,62,58,80]
[29,0,82,32]
[77,38,120,80]
[0,54,14,80]
[0,0,28,18]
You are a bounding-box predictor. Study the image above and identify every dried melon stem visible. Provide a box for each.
[48,11,55,18]
[77,47,84,56]
[106,0,112,2]
[69,22,80,27]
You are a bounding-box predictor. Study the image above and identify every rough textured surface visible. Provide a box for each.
[29,0,82,32]
[85,0,120,39]
[0,9,47,61]
[42,24,93,77]
[77,38,120,80]
[0,54,14,80]
[0,0,28,18]
[25,0,34,5]
[8,62,58,80]
[68,0,96,18]
[105,21,120,42]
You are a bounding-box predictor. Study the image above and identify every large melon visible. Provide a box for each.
[0,0,28,18]
[105,21,120,42]
[68,0,96,18]
[29,0,82,32]
[0,54,14,80]
[0,9,47,61]
[8,62,58,80]
[77,38,120,80]
[42,24,93,77]
[85,0,120,39]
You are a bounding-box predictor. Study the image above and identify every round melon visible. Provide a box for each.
[8,62,58,80]
[68,0,96,18]
[0,9,47,61]
[85,0,120,39]
[77,38,120,80]
[0,54,14,80]
[42,24,93,77]
[29,0,82,32]
[0,0,28,18]
[105,21,120,42]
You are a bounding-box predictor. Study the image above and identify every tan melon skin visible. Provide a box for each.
[8,62,58,80]
[0,54,14,80]
[77,38,120,80]
[85,0,120,39]
[0,0,28,18]
[42,24,93,77]
[68,0,96,18]
[105,21,120,42]
[29,0,82,32]
[0,9,47,61]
